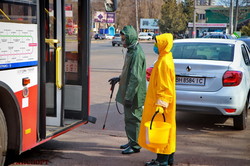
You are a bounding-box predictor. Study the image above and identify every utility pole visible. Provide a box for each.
[229,0,234,34]
[135,0,139,32]
[234,0,239,32]
[193,0,196,38]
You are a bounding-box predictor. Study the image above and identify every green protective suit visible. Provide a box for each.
[115,25,146,149]
[138,33,176,155]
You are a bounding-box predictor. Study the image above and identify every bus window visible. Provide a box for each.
[65,2,80,85]
[0,1,37,24]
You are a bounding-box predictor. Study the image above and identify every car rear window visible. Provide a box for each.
[172,43,234,61]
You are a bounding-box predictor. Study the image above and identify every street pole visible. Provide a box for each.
[234,0,239,32]
[193,0,196,38]
[135,0,139,32]
[229,0,234,34]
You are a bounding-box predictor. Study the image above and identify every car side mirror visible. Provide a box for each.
[104,0,117,12]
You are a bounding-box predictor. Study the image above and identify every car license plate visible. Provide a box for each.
[176,76,205,86]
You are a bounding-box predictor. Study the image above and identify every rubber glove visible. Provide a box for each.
[156,105,164,114]
[108,77,120,85]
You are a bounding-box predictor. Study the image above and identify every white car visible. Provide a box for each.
[146,39,250,130]
[105,34,114,40]
[112,33,122,46]
[138,32,152,40]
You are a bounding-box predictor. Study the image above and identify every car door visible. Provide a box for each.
[241,44,250,91]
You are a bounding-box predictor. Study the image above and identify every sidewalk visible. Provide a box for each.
[9,122,246,166]
[43,127,217,166]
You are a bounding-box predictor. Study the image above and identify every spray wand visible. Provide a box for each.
[102,82,116,130]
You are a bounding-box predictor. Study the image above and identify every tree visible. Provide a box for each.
[158,0,187,35]
[91,0,105,13]
[115,0,164,32]
[138,0,163,19]
[182,0,194,23]
[92,0,181,33]
[216,0,249,31]
[181,0,194,33]
[240,22,250,36]
[115,0,135,31]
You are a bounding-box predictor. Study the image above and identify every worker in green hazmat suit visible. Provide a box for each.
[138,33,176,166]
[109,25,146,154]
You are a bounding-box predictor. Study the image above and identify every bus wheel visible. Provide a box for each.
[0,108,7,166]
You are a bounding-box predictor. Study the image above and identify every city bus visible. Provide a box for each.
[0,0,117,165]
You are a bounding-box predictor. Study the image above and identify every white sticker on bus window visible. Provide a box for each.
[22,97,29,108]
[0,22,38,70]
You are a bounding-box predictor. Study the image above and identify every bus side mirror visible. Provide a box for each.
[104,0,117,12]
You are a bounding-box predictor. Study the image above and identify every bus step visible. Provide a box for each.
[88,116,97,124]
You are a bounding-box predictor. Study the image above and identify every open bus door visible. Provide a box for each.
[40,0,95,138]
[0,0,116,164]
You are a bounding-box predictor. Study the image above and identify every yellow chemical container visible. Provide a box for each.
[144,111,171,148]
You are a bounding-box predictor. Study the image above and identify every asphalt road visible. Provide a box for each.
[9,40,250,166]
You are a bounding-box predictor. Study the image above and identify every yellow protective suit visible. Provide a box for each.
[138,33,176,154]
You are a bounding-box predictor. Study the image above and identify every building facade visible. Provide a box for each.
[196,0,216,6]
[188,5,250,37]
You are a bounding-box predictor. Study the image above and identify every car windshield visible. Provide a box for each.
[172,43,234,61]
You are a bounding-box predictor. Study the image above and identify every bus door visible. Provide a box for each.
[43,0,90,129]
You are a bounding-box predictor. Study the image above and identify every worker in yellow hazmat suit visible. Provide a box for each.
[138,33,176,166]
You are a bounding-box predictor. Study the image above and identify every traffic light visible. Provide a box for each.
[104,0,117,12]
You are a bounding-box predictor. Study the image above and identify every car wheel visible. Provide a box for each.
[0,108,7,166]
[112,43,115,47]
[233,98,248,130]
[118,44,120,46]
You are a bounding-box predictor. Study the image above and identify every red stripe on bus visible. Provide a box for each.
[21,121,88,153]
[15,85,38,152]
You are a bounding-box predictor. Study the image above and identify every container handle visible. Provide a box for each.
[150,110,166,130]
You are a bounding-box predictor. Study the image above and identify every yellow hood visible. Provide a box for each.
[155,33,173,56]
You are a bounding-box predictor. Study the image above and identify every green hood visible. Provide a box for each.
[116,26,146,108]
[120,25,138,47]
